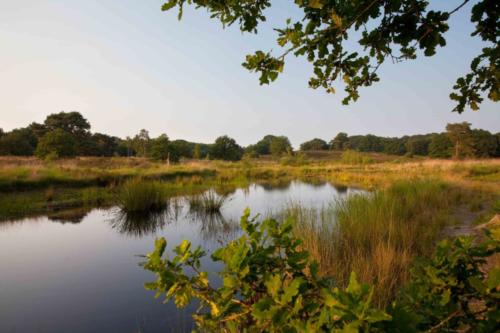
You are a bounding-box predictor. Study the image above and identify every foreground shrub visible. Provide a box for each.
[143,209,390,332]
[143,210,499,332]
[118,178,165,213]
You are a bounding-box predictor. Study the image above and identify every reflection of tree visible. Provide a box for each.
[187,210,239,243]
[48,208,90,224]
[110,209,169,237]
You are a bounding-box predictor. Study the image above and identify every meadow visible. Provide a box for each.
[1,154,498,221]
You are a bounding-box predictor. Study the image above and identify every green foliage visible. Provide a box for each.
[210,135,244,161]
[160,0,499,112]
[446,122,476,159]
[269,136,293,156]
[330,132,349,151]
[405,136,430,156]
[392,232,500,332]
[143,208,500,332]
[149,134,180,162]
[143,209,391,332]
[340,150,372,165]
[117,178,166,213]
[43,111,90,136]
[300,138,329,151]
[472,129,498,158]
[35,129,77,158]
[0,128,37,156]
[429,133,452,158]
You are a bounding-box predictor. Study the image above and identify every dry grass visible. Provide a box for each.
[284,180,474,307]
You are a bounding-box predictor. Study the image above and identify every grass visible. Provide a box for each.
[0,156,498,221]
[117,178,166,213]
[187,190,228,213]
[283,180,464,307]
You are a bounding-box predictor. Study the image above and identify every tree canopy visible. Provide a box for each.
[161,0,498,112]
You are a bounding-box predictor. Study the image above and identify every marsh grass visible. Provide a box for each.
[285,180,460,307]
[187,190,228,213]
[118,179,166,213]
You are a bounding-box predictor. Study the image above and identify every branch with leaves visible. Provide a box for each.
[161,0,498,112]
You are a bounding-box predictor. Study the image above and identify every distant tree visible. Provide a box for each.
[193,144,202,159]
[446,122,475,159]
[150,134,179,162]
[132,129,151,157]
[0,128,4,138]
[330,133,349,151]
[170,140,194,159]
[91,133,120,156]
[429,133,452,158]
[253,135,276,155]
[405,136,431,156]
[471,129,497,158]
[269,136,292,156]
[495,133,500,157]
[35,129,76,158]
[300,138,328,151]
[349,134,383,152]
[210,135,244,161]
[28,122,48,139]
[382,137,407,156]
[44,111,90,136]
[0,128,37,156]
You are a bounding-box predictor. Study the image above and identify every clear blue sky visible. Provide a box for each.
[1,0,498,147]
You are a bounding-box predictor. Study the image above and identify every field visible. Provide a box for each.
[1,155,499,222]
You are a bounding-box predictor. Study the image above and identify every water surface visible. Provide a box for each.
[0,181,359,332]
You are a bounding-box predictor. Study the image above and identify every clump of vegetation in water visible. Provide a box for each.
[143,209,500,332]
[284,180,459,307]
[187,190,228,213]
[118,178,166,213]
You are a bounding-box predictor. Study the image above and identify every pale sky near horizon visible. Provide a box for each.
[1,0,498,148]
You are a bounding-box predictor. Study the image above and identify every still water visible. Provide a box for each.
[0,181,359,333]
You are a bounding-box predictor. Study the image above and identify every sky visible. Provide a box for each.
[0,0,498,148]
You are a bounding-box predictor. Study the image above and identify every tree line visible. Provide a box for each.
[1,112,499,161]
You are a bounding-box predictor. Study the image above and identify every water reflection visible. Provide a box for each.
[47,208,91,224]
[0,180,360,333]
[187,210,239,243]
[109,209,169,237]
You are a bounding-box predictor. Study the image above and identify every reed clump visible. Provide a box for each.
[187,190,228,213]
[286,180,459,307]
[118,178,166,213]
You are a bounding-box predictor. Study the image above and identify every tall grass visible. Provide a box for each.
[187,190,228,213]
[118,178,166,213]
[285,180,459,307]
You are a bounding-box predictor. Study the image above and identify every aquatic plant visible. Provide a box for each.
[117,178,166,213]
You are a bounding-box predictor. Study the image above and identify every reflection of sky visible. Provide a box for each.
[1,1,498,146]
[0,181,358,332]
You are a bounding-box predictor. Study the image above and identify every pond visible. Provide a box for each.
[0,181,360,333]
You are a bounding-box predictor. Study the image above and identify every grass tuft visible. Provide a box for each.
[118,178,166,213]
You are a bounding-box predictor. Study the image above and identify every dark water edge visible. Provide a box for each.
[0,181,360,333]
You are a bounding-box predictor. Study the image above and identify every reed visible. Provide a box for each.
[117,178,166,213]
[285,180,459,307]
